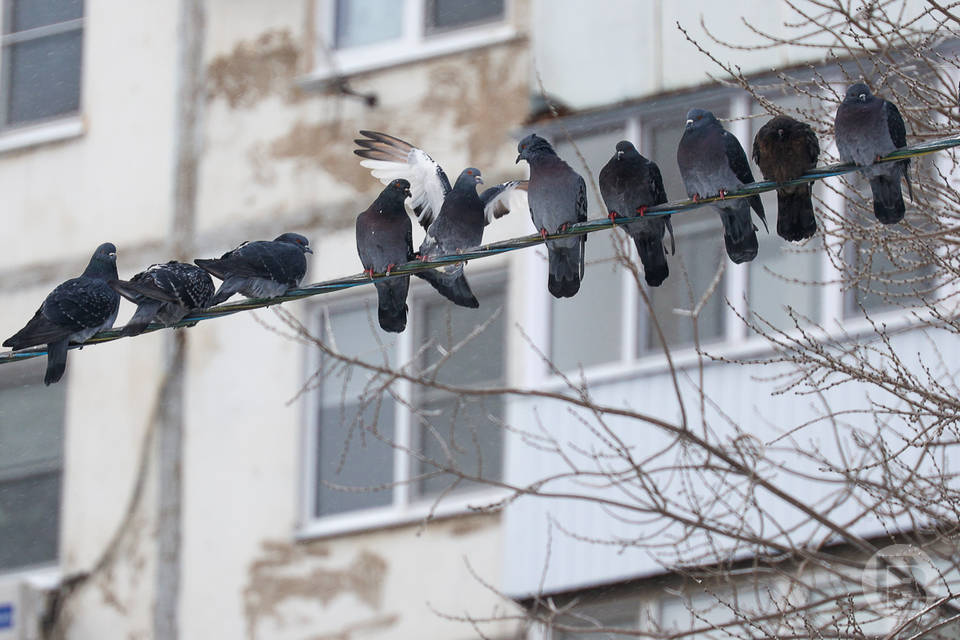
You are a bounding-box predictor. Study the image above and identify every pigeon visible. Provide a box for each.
[195,232,312,305]
[677,108,768,264]
[354,130,527,307]
[516,133,587,298]
[355,178,415,333]
[4,243,120,385]
[834,82,912,224]
[109,261,215,337]
[752,115,821,241]
[599,140,673,286]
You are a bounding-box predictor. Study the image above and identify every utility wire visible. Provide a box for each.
[2,133,959,366]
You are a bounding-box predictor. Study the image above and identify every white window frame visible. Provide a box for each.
[0,0,85,153]
[298,272,511,539]
[306,0,518,83]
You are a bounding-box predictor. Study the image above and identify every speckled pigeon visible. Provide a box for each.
[195,232,312,305]
[354,131,528,307]
[677,109,768,264]
[752,115,820,241]
[4,243,120,385]
[834,82,912,224]
[356,178,415,333]
[110,261,215,337]
[599,141,673,286]
[517,133,587,298]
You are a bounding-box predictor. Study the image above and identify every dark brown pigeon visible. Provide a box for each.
[834,82,912,224]
[4,243,120,385]
[356,178,415,333]
[195,233,312,305]
[599,140,673,286]
[677,109,768,264]
[354,130,527,308]
[752,115,820,241]
[517,133,587,298]
[110,261,215,337]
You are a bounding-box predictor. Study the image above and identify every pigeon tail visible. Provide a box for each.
[776,187,817,242]
[121,300,164,337]
[415,269,479,308]
[632,234,669,287]
[209,279,242,306]
[374,279,409,333]
[869,175,905,224]
[719,205,759,264]
[44,339,69,386]
[547,245,583,298]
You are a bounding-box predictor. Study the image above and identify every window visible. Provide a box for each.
[309,276,507,524]
[0,359,65,571]
[316,0,512,78]
[1,0,83,129]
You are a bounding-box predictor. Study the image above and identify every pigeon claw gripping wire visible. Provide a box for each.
[385,264,396,275]
[692,193,701,203]
[363,267,375,278]
[608,211,619,223]
[558,222,571,233]
[718,189,728,200]
[540,227,549,239]
[636,206,647,217]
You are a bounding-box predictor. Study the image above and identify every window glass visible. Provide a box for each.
[550,126,625,372]
[7,0,82,32]
[427,0,504,33]
[334,0,404,49]
[0,366,65,570]
[749,232,821,331]
[316,304,398,516]
[416,288,505,497]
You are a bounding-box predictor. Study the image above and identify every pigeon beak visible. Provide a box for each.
[616,150,624,160]
[109,252,117,260]
[515,153,521,164]
[475,175,484,185]
[685,119,693,126]
[859,93,866,101]
[304,247,313,254]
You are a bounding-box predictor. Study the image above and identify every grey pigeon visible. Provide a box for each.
[599,141,673,286]
[195,232,312,305]
[4,243,120,385]
[110,261,215,337]
[752,115,821,241]
[517,133,587,298]
[356,178,415,333]
[834,82,912,224]
[677,109,768,264]
[354,131,528,307]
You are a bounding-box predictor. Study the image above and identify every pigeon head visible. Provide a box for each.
[516,133,555,163]
[454,168,483,190]
[387,178,412,199]
[684,108,717,129]
[844,82,873,104]
[274,232,313,254]
[83,242,119,278]
[614,140,640,160]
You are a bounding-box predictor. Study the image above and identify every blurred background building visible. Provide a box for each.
[0,1,948,639]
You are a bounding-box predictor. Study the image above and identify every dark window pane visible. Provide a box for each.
[334,0,403,49]
[427,0,504,32]
[7,0,82,33]
[316,401,395,516]
[0,472,60,569]
[5,30,83,125]
[417,394,503,496]
[642,215,726,352]
[0,379,65,473]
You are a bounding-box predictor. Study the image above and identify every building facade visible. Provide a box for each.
[0,1,951,639]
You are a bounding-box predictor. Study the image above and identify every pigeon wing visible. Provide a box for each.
[354,130,451,229]
[480,180,529,225]
[723,129,768,232]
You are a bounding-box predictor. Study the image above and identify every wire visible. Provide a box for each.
[2,133,959,366]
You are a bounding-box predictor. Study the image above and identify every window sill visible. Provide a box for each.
[535,304,933,392]
[0,116,84,155]
[298,26,523,90]
[296,488,509,541]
